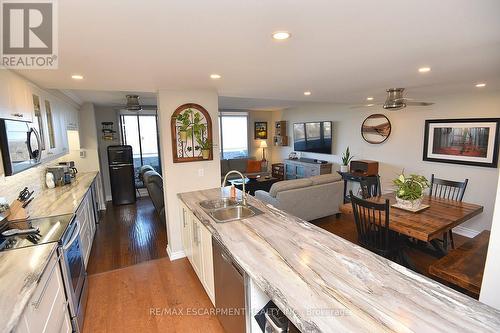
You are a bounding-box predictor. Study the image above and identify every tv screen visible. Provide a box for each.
[293,121,332,154]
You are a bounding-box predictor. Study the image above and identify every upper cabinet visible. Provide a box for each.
[0,70,33,122]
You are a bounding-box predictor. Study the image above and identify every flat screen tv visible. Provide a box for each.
[293,121,332,154]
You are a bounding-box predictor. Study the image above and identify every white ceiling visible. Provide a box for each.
[16,0,500,106]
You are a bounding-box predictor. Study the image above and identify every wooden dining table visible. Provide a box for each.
[340,193,484,254]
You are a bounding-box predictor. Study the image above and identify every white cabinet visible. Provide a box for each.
[76,187,97,268]
[200,223,215,303]
[0,70,33,121]
[15,250,71,333]
[179,202,215,305]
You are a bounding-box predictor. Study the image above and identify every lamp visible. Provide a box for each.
[259,140,268,161]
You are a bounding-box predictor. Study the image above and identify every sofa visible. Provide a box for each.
[143,169,166,224]
[220,157,269,181]
[255,173,344,221]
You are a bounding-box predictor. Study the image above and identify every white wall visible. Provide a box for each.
[157,89,220,259]
[248,110,274,163]
[94,106,121,200]
[272,91,500,233]
[480,169,500,309]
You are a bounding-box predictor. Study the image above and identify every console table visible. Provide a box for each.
[337,171,379,203]
[284,159,332,180]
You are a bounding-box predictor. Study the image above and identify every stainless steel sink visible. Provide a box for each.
[199,198,239,210]
[209,205,263,223]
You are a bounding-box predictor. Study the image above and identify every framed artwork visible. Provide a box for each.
[423,118,500,168]
[254,121,268,139]
[361,114,391,144]
[171,103,213,163]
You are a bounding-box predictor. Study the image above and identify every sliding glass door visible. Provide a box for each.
[120,113,162,187]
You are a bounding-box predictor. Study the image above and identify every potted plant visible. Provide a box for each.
[199,137,212,159]
[393,172,430,210]
[176,108,193,142]
[340,146,353,173]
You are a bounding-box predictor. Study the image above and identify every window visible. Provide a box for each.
[219,112,248,159]
[120,113,162,187]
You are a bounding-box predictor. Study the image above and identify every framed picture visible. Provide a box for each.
[254,121,268,139]
[423,118,500,168]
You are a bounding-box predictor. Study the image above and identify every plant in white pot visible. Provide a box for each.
[340,146,353,173]
[393,172,430,210]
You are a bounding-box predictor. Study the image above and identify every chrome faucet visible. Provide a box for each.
[221,170,247,206]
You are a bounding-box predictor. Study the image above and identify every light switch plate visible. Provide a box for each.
[198,168,204,177]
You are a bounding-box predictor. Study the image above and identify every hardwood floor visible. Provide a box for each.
[87,198,168,275]
[313,214,470,281]
[83,257,224,333]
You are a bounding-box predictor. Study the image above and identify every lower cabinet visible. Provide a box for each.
[76,187,97,268]
[16,250,71,333]
[180,202,215,305]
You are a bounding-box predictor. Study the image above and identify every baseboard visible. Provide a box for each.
[453,226,480,238]
[167,245,186,261]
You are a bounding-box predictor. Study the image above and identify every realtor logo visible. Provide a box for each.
[1,0,58,68]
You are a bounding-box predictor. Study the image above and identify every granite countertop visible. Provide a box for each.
[0,172,98,332]
[178,188,500,333]
[26,171,98,219]
[0,243,58,333]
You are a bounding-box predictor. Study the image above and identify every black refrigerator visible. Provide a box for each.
[107,145,136,205]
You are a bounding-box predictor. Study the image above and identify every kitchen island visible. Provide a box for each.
[178,188,500,332]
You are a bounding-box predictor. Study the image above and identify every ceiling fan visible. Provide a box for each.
[351,88,434,110]
[115,95,157,111]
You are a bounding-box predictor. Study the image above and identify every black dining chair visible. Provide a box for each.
[349,191,408,265]
[359,175,381,199]
[429,174,469,249]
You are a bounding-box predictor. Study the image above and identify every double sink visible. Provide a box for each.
[198,198,263,223]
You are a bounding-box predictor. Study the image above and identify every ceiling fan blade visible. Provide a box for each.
[405,101,434,106]
[349,103,382,109]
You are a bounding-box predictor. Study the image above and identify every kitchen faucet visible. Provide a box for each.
[221,170,247,206]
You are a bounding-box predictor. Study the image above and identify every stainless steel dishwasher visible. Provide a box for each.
[213,237,246,333]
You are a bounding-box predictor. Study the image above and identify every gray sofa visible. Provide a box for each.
[220,157,269,181]
[143,170,166,224]
[255,173,344,221]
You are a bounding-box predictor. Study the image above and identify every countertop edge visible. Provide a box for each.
[4,243,58,333]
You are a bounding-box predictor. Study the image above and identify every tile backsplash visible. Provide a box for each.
[0,156,68,204]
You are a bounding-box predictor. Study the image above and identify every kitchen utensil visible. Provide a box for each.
[18,187,29,201]
[22,197,34,208]
[2,227,40,237]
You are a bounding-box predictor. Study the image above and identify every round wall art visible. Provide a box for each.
[361,114,391,144]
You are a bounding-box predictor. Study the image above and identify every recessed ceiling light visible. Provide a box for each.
[475,83,486,88]
[210,74,221,79]
[272,31,291,40]
[303,91,311,96]
[71,74,84,80]
[366,104,375,107]
[366,97,374,101]
[418,67,431,73]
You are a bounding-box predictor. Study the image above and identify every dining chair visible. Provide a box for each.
[349,191,407,265]
[359,175,381,199]
[429,174,469,249]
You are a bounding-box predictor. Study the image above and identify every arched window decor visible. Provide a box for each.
[171,103,213,163]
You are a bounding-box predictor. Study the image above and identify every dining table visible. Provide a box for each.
[339,193,484,256]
